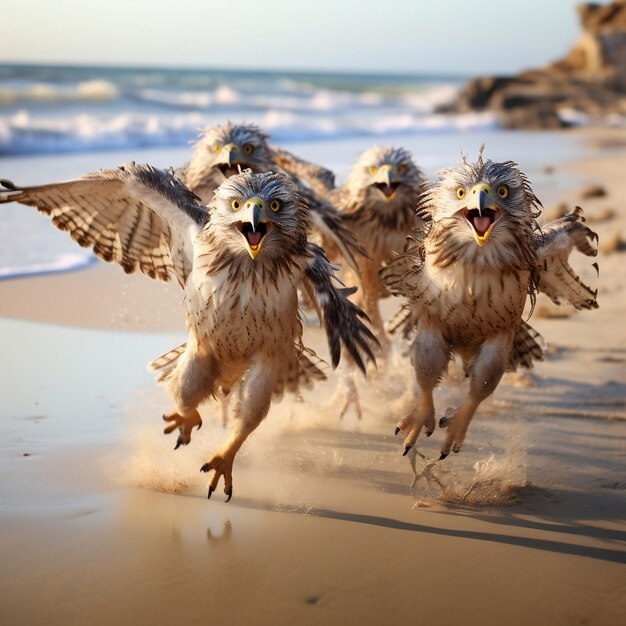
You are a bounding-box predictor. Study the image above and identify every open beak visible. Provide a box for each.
[462,183,500,246]
[218,143,246,178]
[235,197,272,259]
[372,164,399,201]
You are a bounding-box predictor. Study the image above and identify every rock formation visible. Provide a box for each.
[439,1,626,128]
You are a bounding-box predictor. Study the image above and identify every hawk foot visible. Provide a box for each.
[395,407,435,455]
[163,409,202,449]
[439,407,472,458]
[200,453,235,502]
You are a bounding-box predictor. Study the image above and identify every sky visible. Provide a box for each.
[0,0,587,75]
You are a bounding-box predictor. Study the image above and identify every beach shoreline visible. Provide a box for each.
[0,126,625,626]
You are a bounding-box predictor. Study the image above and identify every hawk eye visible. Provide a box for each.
[270,199,281,212]
[231,199,242,211]
[243,143,254,155]
[497,185,509,199]
[456,187,466,199]
[369,166,377,175]
[212,144,221,153]
[397,164,407,174]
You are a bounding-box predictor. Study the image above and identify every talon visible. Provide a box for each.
[439,417,448,428]
[196,420,203,431]
[174,439,182,450]
[394,426,400,436]
[403,445,412,456]
[426,430,433,437]
[225,487,233,503]
[439,452,448,461]
[208,487,214,500]
[200,463,210,473]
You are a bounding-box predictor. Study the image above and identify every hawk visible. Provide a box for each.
[323,146,425,418]
[176,121,363,273]
[328,146,425,341]
[381,149,598,459]
[0,167,377,500]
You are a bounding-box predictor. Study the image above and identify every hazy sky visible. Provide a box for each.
[1,0,585,75]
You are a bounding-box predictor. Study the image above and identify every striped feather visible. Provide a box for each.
[0,163,206,287]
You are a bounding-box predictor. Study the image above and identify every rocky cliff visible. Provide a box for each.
[439,1,626,128]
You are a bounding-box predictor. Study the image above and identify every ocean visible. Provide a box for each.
[0,63,591,280]
[0,63,473,155]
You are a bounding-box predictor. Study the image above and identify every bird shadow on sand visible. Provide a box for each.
[230,494,626,565]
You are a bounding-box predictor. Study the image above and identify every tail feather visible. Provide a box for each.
[298,346,328,386]
[386,305,418,338]
[509,322,545,370]
[147,342,186,382]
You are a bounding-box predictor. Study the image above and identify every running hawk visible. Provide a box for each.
[0,167,377,500]
[382,149,598,459]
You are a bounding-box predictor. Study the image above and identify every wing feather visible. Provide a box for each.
[0,163,207,286]
[302,243,378,374]
[534,207,599,310]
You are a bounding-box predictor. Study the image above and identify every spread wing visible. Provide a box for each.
[301,243,378,373]
[534,206,599,310]
[0,163,207,287]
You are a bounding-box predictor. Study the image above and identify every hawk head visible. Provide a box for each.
[422,147,541,267]
[193,122,273,181]
[345,146,423,207]
[209,170,309,261]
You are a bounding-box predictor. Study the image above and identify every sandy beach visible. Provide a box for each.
[0,127,625,626]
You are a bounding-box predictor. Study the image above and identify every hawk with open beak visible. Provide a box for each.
[382,146,599,460]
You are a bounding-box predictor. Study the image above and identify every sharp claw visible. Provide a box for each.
[439,417,448,428]
[200,463,209,473]
[402,445,412,456]
[207,487,214,500]
[174,440,182,450]
[225,487,233,503]
[196,421,202,431]
[394,426,400,436]
[439,452,448,461]
[426,430,433,437]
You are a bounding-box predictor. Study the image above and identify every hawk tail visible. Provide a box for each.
[147,343,186,382]
[509,322,545,370]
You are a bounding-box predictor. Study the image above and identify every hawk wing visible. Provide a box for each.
[267,148,365,274]
[297,184,367,275]
[534,206,598,310]
[0,163,207,287]
[269,147,335,192]
[302,243,378,373]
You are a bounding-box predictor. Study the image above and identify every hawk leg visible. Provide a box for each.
[163,409,202,449]
[439,335,511,458]
[333,371,362,420]
[396,325,449,454]
[201,360,275,502]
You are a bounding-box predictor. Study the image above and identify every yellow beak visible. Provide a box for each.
[466,183,498,247]
[237,197,269,259]
[223,143,239,166]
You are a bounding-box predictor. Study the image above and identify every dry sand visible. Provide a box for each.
[0,128,625,626]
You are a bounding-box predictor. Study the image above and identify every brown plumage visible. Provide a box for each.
[0,167,377,500]
[175,121,364,274]
[329,145,425,342]
[319,146,425,419]
[381,148,598,459]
